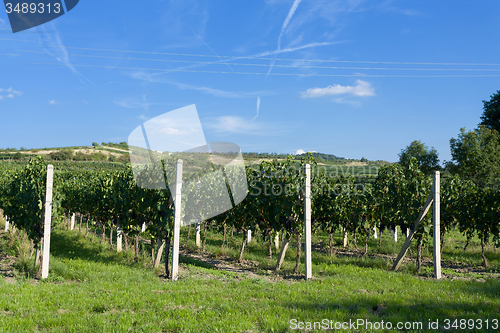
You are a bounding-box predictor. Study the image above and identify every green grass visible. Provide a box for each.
[0,223,499,332]
[199,225,500,276]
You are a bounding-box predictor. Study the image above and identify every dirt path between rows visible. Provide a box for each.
[178,242,500,283]
[180,251,259,276]
[178,249,283,282]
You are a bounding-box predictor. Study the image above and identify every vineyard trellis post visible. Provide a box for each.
[41,165,54,279]
[392,172,442,279]
[195,222,201,247]
[70,213,75,230]
[304,164,312,280]
[433,171,441,279]
[247,229,252,244]
[4,216,9,232]
[117,226,123,252]
[171,159,183,281]
[392,193,433,272]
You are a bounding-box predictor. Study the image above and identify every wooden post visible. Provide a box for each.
[70,213,75,230]
[373,227,377,239]
[304,164,312,280]
[247,229,252,244]
[4,216,9,232]
[393,226,398,242]
[117,225,123,252]
[343,227,348,248]
[275,236,290,271]
[392,192,434,271]
[171,159,183,281]
[41,165,54,279]
[433,171,441,279]
[195,222,201,247]
[154,240,165,268]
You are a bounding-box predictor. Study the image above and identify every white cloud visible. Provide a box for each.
[206,116,265,135]
[113,95,152,111]
[294,149,317,155]
[114,100,141,108]
[301,80,375,98]
[0,87,22,100]
[173,82,242,98]
[49,99,56,105]
[380,0,421,16]
[206,115,293,137]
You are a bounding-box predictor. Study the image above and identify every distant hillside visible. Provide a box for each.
[243,151,345,162]
[0,143,389,165]
[243,151,388,165]
[307,152,346,163]
[0,142,130,163]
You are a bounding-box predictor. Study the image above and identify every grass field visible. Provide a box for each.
[0,216,499,332]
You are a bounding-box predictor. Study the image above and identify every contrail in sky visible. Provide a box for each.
[267,0,302,77]
[36,22,94,85]
[252,96,261,122]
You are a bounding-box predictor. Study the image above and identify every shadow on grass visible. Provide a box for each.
[179,255,215,270]
[177,229,500,282]
[442,249,500,267]
[49,229,140,269]
[286,290,500,332]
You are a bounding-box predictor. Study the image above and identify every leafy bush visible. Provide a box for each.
[49,150,73,161]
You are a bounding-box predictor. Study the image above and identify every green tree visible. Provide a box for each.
[447,126,500,188]
[92,142,99,147]
[49,149,73,161]
[479,90,500,134]
[398,140,440,175]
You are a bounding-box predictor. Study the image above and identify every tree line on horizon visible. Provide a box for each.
[399,90,500,189]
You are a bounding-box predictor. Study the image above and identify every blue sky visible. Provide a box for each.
[1,0,499,163]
